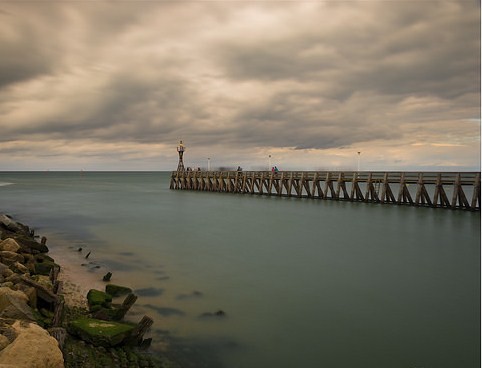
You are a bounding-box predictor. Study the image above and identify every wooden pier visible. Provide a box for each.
[170,171,481,211]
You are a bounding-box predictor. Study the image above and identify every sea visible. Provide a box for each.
[0,171,479,368]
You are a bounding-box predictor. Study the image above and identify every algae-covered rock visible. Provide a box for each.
[87,289,112,311]
[92,307,124,321]
[105,284,132,297]
[33,254,57,276]
[68,318,135,347]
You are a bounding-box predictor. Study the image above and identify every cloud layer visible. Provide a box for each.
[0,1,479,170]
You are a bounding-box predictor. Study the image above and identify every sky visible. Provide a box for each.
[0,0,480,171]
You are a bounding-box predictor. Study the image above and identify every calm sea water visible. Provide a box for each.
[0,171,480,368]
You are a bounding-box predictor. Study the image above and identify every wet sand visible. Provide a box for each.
[47,245,106,308]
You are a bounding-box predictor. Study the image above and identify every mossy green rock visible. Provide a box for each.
[68,318,135,347]
[92,306,124,321]
[87,289,112,310]
[33,254,57,275]
[105,284,132,297]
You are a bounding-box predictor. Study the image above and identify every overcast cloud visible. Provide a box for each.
[0,1,479,171]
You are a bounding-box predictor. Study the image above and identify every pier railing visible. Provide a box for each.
[170,171,481,211]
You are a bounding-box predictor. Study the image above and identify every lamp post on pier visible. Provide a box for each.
[177,140,186,172]
[268,155,272,171]
[208,157,211,171]
[357,151,361,172]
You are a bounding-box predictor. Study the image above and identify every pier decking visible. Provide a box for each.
[170,171,481,211]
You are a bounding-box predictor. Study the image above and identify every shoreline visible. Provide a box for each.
[50,253,99,310]
[42,230,228,368]
[47,245,106,310]
[0,213,184,368]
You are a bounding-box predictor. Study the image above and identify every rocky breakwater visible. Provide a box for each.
[0,214,64,367]
[0,214,178,368]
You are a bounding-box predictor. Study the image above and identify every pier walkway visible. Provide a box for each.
[170,171,481,211]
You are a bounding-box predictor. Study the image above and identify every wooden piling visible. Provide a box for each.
[129,315,154,345]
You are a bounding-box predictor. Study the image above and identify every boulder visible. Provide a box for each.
[0,335,9,351]
[15,238,48,254]
[0,287,35,321]
[9,262,28,275]
[0,320,16,343]
[87,289,112,311]
[4,274,21,285]
[68,318,135,347]
[0,239,20,253]
[93,293,137,322]
[92,307,124,321]
[0,265,12,279]
[22,254,36,274]
[32,275,54,290]
[15,285,37,309]
[0,320,64,367]
[0,215,29,235]
[33,254,56,276]
[0,252,24,266]
[105,284,132,298]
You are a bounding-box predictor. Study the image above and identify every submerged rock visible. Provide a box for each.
[199,310,226,318]
[134,287,163,297]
